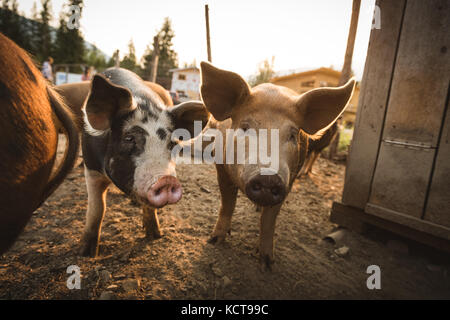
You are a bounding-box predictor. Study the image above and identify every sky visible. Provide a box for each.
[17,0,376,80]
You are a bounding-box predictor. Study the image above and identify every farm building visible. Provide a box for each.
[169,67,201,102]
[331,0,450,252]
[270,67,360,125]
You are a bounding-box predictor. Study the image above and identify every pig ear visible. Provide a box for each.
[85,74,135,131]
[200,61,250,121]
[296,78,356,135]
[169,101,210,137]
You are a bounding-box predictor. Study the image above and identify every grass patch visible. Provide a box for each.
[338,128,353,152]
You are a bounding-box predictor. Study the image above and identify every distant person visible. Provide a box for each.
[41,57,54,83]
[82,66,92,81]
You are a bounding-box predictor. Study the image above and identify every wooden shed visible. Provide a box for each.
[330,0,450,251]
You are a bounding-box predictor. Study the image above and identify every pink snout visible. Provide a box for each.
[147,176,182,208]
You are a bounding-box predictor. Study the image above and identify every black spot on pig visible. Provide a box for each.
[156,128,167,140]
[104,118,149,195]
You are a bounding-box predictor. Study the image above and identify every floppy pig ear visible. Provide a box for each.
[170,100,210,137]
[296,78,356,135]
[85,74,134,131]
[200,61,250,121]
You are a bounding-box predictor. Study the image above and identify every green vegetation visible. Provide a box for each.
[0,1,178,84]
[0,0,88,70]
[248,56,275,87]
[53,0,86,72]
[140,17,179,86]
[120,39,139,73]
[338,127,353,153]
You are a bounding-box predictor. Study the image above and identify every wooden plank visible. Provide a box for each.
[365,203,450,240]
[367,1,449,224]
[329,202,368,234]
[382,0,450,147]
[425,90,450,227]
[330,202,450,252]
[368,143,435,218]
[342,0,406,209]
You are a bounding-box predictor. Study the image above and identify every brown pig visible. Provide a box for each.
[0,33,79,253]
[199,62,355,270]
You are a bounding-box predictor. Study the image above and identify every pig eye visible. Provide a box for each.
[289,130,298,143]
[123,134,135,144]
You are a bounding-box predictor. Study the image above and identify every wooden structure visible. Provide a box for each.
[330,0,450,251]
[169,67,201,101]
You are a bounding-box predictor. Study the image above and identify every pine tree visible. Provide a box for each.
[53,0,85,71]
[107,49,120,68]
[140,44,153,79]
[7,0,23,46]
[141,17,178,87]
[84,44,107,72]
[28,1,40,55]
[30,1,38,19]
[35,0,53,62]
[120,39,138,73]
[0,0,30,51]
[0,0,15,39]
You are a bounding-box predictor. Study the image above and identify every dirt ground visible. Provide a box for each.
[0,137,449,300]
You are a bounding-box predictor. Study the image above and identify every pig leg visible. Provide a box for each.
[298,153,312,177]
[259,203,282,271]
[142,205,163,240]
[79,168,110,257]
[305,151,320,175]
[208,165,238,244]
[299,151,315,177]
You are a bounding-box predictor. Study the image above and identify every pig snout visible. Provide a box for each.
[245,174,286,207]
[146,176,182,208]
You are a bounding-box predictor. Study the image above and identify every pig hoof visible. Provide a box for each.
[145,232,163,241]
[208,235,219,244]
[255,205,262,212]
[79,233,99,257]
[79,242,98,257]
[207,234,226,244]
[259,254,274,272]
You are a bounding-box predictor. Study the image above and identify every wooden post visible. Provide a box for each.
[328,0,361,159]
[114,49,120,68]
[150,35,160,83]
[339,0,361,86]
[205,4,212,62]
[342,0,406,208]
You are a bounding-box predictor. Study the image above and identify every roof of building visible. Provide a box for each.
[270,67,341,83]
[169,67,200,73]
